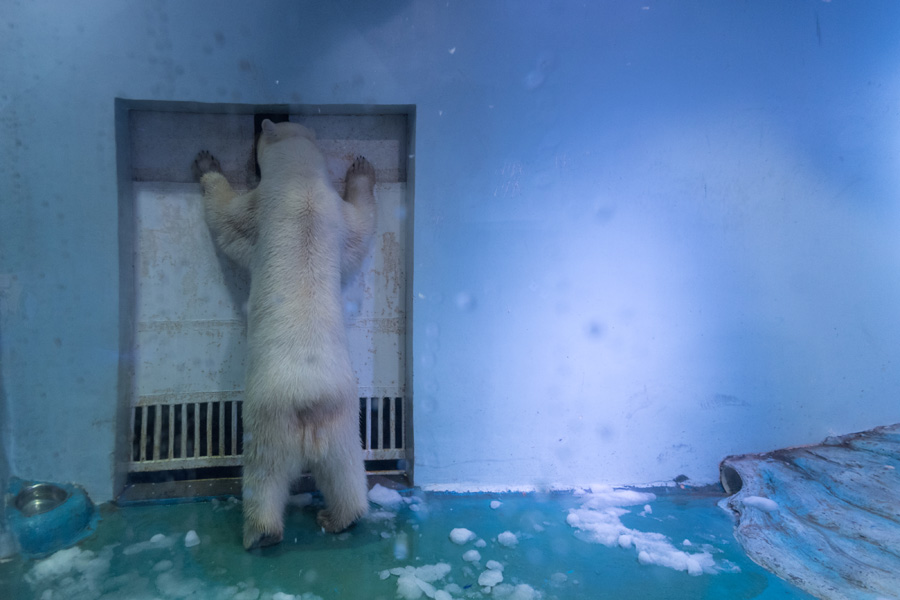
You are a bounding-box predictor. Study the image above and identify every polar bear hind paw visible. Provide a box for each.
[243,526,283,550]
[316,508,360,533]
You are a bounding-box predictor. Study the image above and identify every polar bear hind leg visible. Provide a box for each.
[310,402,369,532]
[241,415,298,550]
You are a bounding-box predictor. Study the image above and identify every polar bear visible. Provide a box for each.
[193,119,375,549]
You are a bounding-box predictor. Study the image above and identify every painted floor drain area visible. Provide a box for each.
[0,489,814,600]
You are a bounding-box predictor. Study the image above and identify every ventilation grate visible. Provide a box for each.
[130,397,244,472]
[360,396,405,460]
[129,396,408,474]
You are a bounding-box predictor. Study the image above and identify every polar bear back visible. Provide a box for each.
[245,121,357,407]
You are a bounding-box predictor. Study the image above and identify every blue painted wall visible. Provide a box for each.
[1,0,899,500]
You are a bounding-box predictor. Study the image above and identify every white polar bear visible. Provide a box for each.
[193,119,375,549]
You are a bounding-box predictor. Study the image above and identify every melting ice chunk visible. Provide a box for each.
[493,583,538,599]
[449,527,476,545]
[184,530,200,548]
[463,549,481,562]
[386,563,452,600]
[368,484,404,510]
[478,567,503,588]
[497,531,518,547]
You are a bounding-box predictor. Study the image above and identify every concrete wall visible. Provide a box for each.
[1,0,899,500]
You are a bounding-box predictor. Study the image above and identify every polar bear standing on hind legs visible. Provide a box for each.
[193,119,375,550]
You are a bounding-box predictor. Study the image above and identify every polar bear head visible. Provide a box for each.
[256,119,324,175]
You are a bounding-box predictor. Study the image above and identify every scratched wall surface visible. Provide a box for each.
[129,110,408,425]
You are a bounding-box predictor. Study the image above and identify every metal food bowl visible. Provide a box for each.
[6,477,98,557]
[14,483,70,517]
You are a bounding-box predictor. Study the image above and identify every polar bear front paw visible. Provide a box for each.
[192,150,222,181]
[346,155,375,184]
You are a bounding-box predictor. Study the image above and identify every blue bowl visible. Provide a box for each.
[6,478,98,558]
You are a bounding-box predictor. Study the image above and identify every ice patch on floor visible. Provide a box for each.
[477,566,503,588]
[286,493,314,509]
[462,549,481,562]
[381,563,453,600]
[491,583,539,600]
[156,571,205,597]
[575,486,657,509]
[368,484,404,509]
[184,530,201,548]
[566,488,726,576]
[368,509,398,522]
[122,532,175,555]
[153,559,173,572]
[25,546,112,586]
[549,572,567,586]
[212,496,242,511]
[421,483,539,493]
[449,527,476,545]
[25,543,326,600]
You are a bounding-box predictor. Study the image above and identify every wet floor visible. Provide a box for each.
[0,487,815,600]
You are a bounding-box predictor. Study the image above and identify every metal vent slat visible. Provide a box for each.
[129,396,408,473]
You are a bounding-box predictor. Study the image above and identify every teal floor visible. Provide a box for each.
[1,488,815,600]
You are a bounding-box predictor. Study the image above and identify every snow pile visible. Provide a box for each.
[380,563,455,600]
[566,487,721,576]
[449,527,476,545]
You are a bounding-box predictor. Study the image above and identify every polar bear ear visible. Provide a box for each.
[261,118,277,138]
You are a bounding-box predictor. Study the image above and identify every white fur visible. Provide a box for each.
[197,120,376,549]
